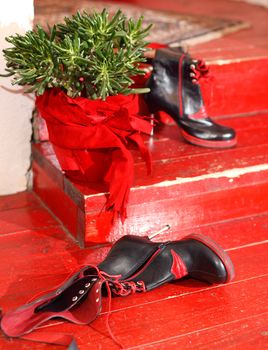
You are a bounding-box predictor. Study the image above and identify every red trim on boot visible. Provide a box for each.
[178,54,186,117]
[188,106,208,119]
[181,129,237,149]
[170,249,188,279]
[125,248,162,282]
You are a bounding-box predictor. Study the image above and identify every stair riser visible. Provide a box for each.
[33,158,268,245]
[84,180,268,244]
[203,57,268,117]
[33,141,268,213]
[33,161,80,242]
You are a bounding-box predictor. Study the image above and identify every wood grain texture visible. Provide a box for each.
[0,206,58,236]
[134,313,268,349]
[0,192,40,212]
[32,111,268,244]
[0,191,267,349]
[2,0,268,347]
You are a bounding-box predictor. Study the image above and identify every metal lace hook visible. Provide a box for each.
[148,224,171,240]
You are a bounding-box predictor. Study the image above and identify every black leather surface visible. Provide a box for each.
[171,239,228,284]
[99,235,160,278]
[130,245,175,291]
[35,276,95,313]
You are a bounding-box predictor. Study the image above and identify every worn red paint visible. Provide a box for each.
[2,0,268,347]
[0,191,267,349]
[32,109,268,245]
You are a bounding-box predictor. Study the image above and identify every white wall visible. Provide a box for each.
[0,1,34,195]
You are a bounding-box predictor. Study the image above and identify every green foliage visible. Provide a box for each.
[1,9,152,100]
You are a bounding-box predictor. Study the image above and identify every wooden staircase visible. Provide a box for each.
[1,1,268,349]
[32,0,268,247]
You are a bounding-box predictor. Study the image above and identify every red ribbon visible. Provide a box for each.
[36,88,152,221]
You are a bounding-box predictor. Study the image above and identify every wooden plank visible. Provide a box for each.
[28,275,268,350]
[95,276,267,348]
[134,312,268,349]
[81,166,268,214]
[0,225,109,310]
[32,113,268,212]
[202,58,268,117]
[132,144,268,185]
[33,140,268,244]
[0,206,58,236]
[33,161,81,241]
[33,126,268,206]
[0,192,41,212]
[159,211,268,249]
[91,180,268,243]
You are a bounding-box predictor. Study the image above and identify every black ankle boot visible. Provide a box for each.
[145,48,237,148]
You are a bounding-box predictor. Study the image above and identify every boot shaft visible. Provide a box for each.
[146,47,204,118]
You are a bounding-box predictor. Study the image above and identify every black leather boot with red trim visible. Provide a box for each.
[144,48,237,148]
[0,232,235,345]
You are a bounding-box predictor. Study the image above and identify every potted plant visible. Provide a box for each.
[1,9,153,220]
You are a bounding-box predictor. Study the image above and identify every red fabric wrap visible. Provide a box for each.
[36,89,152,220]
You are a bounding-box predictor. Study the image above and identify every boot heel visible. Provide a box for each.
[149,110,175,136]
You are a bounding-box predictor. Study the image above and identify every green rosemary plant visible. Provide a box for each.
[1,9,152,100]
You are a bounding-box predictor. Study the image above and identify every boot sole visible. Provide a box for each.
[184,233,235,283]
[181,130,237,149]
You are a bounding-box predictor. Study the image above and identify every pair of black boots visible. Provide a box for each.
[1,232,234,340]
[145,47,237,148]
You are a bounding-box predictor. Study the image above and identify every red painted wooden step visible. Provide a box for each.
[0,197,268,350]
[0,190,267,349]
[32,112,268,246]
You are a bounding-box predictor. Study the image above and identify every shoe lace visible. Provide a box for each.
[89,265,146,296]
[109,279,146,296]
[190,59,211,84]
[86,265,146,349]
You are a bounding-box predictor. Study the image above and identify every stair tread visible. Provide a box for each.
[33,112,268,199]
[0,203,267,308]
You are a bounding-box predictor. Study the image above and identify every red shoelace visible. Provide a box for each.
[190,59,211,84]
[86,265,146,349]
